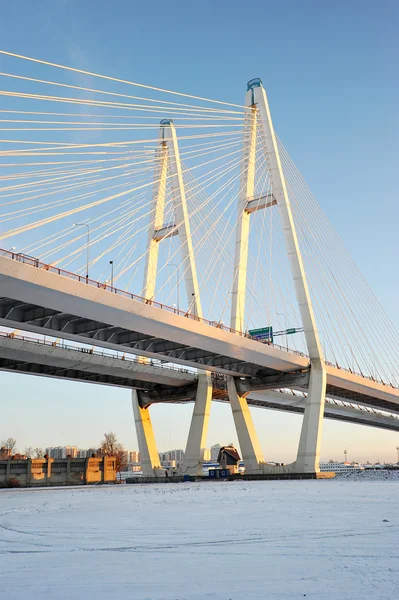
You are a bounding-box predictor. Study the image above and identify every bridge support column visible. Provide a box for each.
[131,390,162,477]
[183,372,213,476]
[295,360,326,473]
[227,376,265,474]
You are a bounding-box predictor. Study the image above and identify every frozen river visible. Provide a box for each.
[0,478,398,599]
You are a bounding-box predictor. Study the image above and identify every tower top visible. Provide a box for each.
[160,118,173,125]
[247,78,263,91]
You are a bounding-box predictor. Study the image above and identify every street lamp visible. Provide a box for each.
[109,260,114,288]
[277,312,288,350]
[191,292,196,318]
[166,263,180,312]
[73,223,90,280]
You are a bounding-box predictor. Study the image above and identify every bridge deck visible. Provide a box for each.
[0,253,397,411]
[0,332,397,432]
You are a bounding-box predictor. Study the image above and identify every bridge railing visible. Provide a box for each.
[324,359,396,388]
[1,248,309,350]
[0,330,195,375]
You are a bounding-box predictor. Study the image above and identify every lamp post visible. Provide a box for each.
[191,292,196,318]
[73,223,90,280]
[277,312,288,351]
[109,260,114,288]
[167,263,180,312]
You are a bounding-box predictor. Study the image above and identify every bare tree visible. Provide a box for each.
[100,432,127,480]
[115,448,128,478]
[100,432,119,455]
[24,447,33,458]
[1,437,17,454]
[33,447,45,458]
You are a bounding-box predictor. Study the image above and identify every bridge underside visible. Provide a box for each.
[0,296,279,378]
[0,334,398,433]
[1,295,397,412]
[1,354,397,432]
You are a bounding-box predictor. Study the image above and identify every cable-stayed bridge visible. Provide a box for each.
[0,50,397,476]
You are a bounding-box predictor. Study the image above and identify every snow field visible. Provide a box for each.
[0,479,398,600]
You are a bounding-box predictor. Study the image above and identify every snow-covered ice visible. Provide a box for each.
[0,478,398,599]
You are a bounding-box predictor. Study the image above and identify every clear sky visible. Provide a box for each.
[0,0,398,462]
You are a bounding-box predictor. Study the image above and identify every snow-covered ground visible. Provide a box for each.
[1,478,398,600]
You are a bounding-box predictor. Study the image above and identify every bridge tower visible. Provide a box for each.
[132,119,212,477]
[229,79,327,474]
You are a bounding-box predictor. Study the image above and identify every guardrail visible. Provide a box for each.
[0,331,195,376]
[0,248,308,356]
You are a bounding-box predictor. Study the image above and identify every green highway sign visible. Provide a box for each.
[286,328,297,335]
[248,326,273,342]
[249,327,271,335]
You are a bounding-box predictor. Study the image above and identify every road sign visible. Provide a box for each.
[248,326,273,342]
[286,328,297,335]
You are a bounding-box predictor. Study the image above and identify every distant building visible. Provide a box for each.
[159,449,184,467]
[128,451,140,463]
[210,444,222,461]
[77,448,99,458]
[319,462,364,473]
[46,446,78,459]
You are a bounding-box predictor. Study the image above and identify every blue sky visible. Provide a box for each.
[0,0,398,461]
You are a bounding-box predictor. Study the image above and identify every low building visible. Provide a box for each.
[0,456,116,487]
[217,446,241,475]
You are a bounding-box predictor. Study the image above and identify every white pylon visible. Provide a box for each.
[143,119,202,315]
[230,104,257,333]
[142,132,168,302]
[228,89,267,473]
[229,79,326,474]
[253,79,326,473]
[138,119,212,477]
